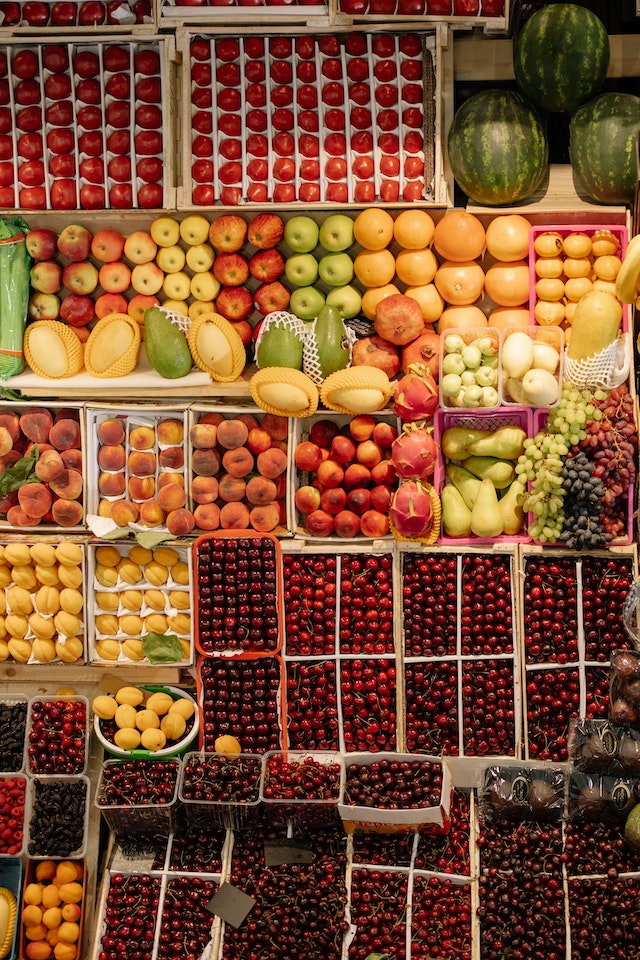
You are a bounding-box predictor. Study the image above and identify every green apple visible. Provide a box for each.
[284,216,319,254]
[318,251,354,287]
[289,285,326,321]
[318,214,354,252]
[284,253,319,287]
[325,284,362,319]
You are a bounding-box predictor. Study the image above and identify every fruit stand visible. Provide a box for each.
[0,3,639,960]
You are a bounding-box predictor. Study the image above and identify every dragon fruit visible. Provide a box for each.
[390,422,438,480]
[389,478,436,539]
[393,362,439,423]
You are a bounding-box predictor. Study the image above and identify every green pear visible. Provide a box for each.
[461,455,515,490]
[441,484,472,537]
[446,463,482,511]
[470,478,504,538]
[466,426,528,460]
[498,479,526,536]
[441,426,492,461]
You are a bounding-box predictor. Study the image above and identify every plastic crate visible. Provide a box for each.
[261,750,344,828]
[95,758,180,837]
[179,752,263,831]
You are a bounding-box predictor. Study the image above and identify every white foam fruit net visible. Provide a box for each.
[156,305,192,336]
[254,311,308,368]
[303,320,356,386]
[623,579,640,647]
[564,334,631,390]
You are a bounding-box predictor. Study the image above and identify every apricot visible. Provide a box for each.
[56,541,83,566]
[57,564,83,589]
[55,861,81,885]
[34,449,64,484]
[168,611,190,634]
[165,507,195,537]
[156,482,186,512]
[41,885,62,909]
[50,468,83,500]
[261,413,288,441]
[153,546,180,567]
[193,502,221,530]
[114,727,140,749]
[222,446,254,478]
[121,638,145,660]
[97,499,112,518]
[128,475,156,501]
[109,499,139,526]
[190,475,218,504]
[191,448,220,477]
[218,474,246,503]
[42,906,63,929]
[120,589,143,610]
[144,612,168,633]
[245,475,277,505]
[136,708,160,731]
[18,482,52,519]
[214,733,242,755]
[219,501,250,529]
[98,444,126,471]
[24,923,48,941]
[60,448,82,472]
[216,418,249,450]
[26,940,52,959]
[97,417,125,445]
[189,422,217,449]
[30,541,57,566]
[24,882,44,905]
[19,408,53,443]
[157,471,184,490]
[6,504,40,526]
[128,450,157,477]
[117,559,143,584]
[61,903,81,923]
[129,424,156,450]
[51,498,83,528]
[257,447,287,479]
[22,903,44,926]
[161,712,186,740]
[144,589,166,611]
[171,561,189,584]
[158,445,184,470]
[140,727,166,751]
[157,418,184,444]
[48,419,81,451]
[138,500,166,527]
[249,503,280,532]
[0,411,20,442]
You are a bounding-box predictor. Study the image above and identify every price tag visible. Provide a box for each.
[207,882,256,928]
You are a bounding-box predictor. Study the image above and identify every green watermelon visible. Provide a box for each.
[569,92,640,204]
[514,3,610,114]
[447,88,548,207]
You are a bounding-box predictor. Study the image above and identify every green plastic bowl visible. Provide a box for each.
[94,685,199,761]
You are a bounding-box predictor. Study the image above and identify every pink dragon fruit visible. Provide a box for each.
[390,422,438,480]
[393,362,439,423]
[389,478,435,539]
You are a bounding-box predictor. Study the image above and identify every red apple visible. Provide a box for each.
[50,179,78,209]
[59,293,95,327]
[249,249,284,283]
[46,128,74,155]
[25,228,57,261]
[247,213,284,250]
[49,154,76,178]
[215,286,253,322]
[253,281,290,315]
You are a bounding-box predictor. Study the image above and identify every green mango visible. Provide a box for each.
[143,306,193,379]
[257,320,304,370]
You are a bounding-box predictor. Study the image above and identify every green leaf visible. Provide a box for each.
[101,526,133,541]
[135,529,177,550]
[141,631,184,664]
[0,446,38,495]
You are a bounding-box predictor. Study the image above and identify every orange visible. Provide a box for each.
[392,209,435,249]
[484,214,531,261]
[434,260,485,305]
[353,248,396,287]
[562,257,591,279]
[361,283,401,320]
[433,210,485,262]
[394,247,438,286]
[437,305,488,334]
[484,260,530,307]
[404,283,444,324]
[534,300,565,325]
[353,208,394,251]
[489,306,531,335]
[563,232,592,258]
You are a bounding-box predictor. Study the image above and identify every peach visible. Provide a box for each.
[349,414,377,441]
[128,425,156,450]
[372,421,398,448]
[218,474,246,503]
[98,444,126,471]
[346,487,371,515]
[190,476,218,504]
[315,459,344,489]
[157,418,184,444]
[54,408,80,423]
[156,482,186,512]
[0,490,18,514]
[220,501,250,529]
[60,448,83,472]
[6,504,40,526]
[110,499,139,526]
[294,441,323,472]
[128,475,155,501]
[294,485,321,514]
[371,459,396,485]
[138,500,166,527]
[35,448,66,483]
[97,417,125,445]
[193,502,221,531]
[18,482,52,519]
[261,413,288,441]
[19,408,53,443]
[0,411,20,443]
[198,411,224,426]
[0,426,12,457]
[343,463,372,490]
[0,449,21,474]
[321,487,348,515]
[128,450,157,477]
[25,441,54,458]
[246,475,277,505]
[274,474,287,499]
[304,508,334,537]
[334,509,362,538]
[216,419,249,450]
[222,447,254,478]
[159,446,184,470]
[191,448,221,477]
[48,468,83,501]
[97,499,112,518]
[257,447,287,479]
[360,508,390,538]
[246,427,272,455]
[234,412,259,433]
[48,419,81,452]
[370,484,393,512]
[98,471,126,497]
[157,471,184,489]
[249,503,280,532]
[189,423,218,449]
[165,507,195,536]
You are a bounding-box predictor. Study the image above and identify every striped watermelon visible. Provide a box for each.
[447,89,548,206]
[514,3,610,114]
[569,92,640,204]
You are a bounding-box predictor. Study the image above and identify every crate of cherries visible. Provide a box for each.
[95,758,181,837]
[260,750,344,827]
[26,695,89,777]
[179,750,263,830]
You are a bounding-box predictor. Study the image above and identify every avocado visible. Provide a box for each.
[303,303,351,383]
[144,306,193,379]
[256,317,305,370]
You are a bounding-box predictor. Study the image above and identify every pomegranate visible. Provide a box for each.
[351,334,401,377]
[401,329,441,380]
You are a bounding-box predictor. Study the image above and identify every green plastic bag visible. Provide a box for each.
[0,217,31,379]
